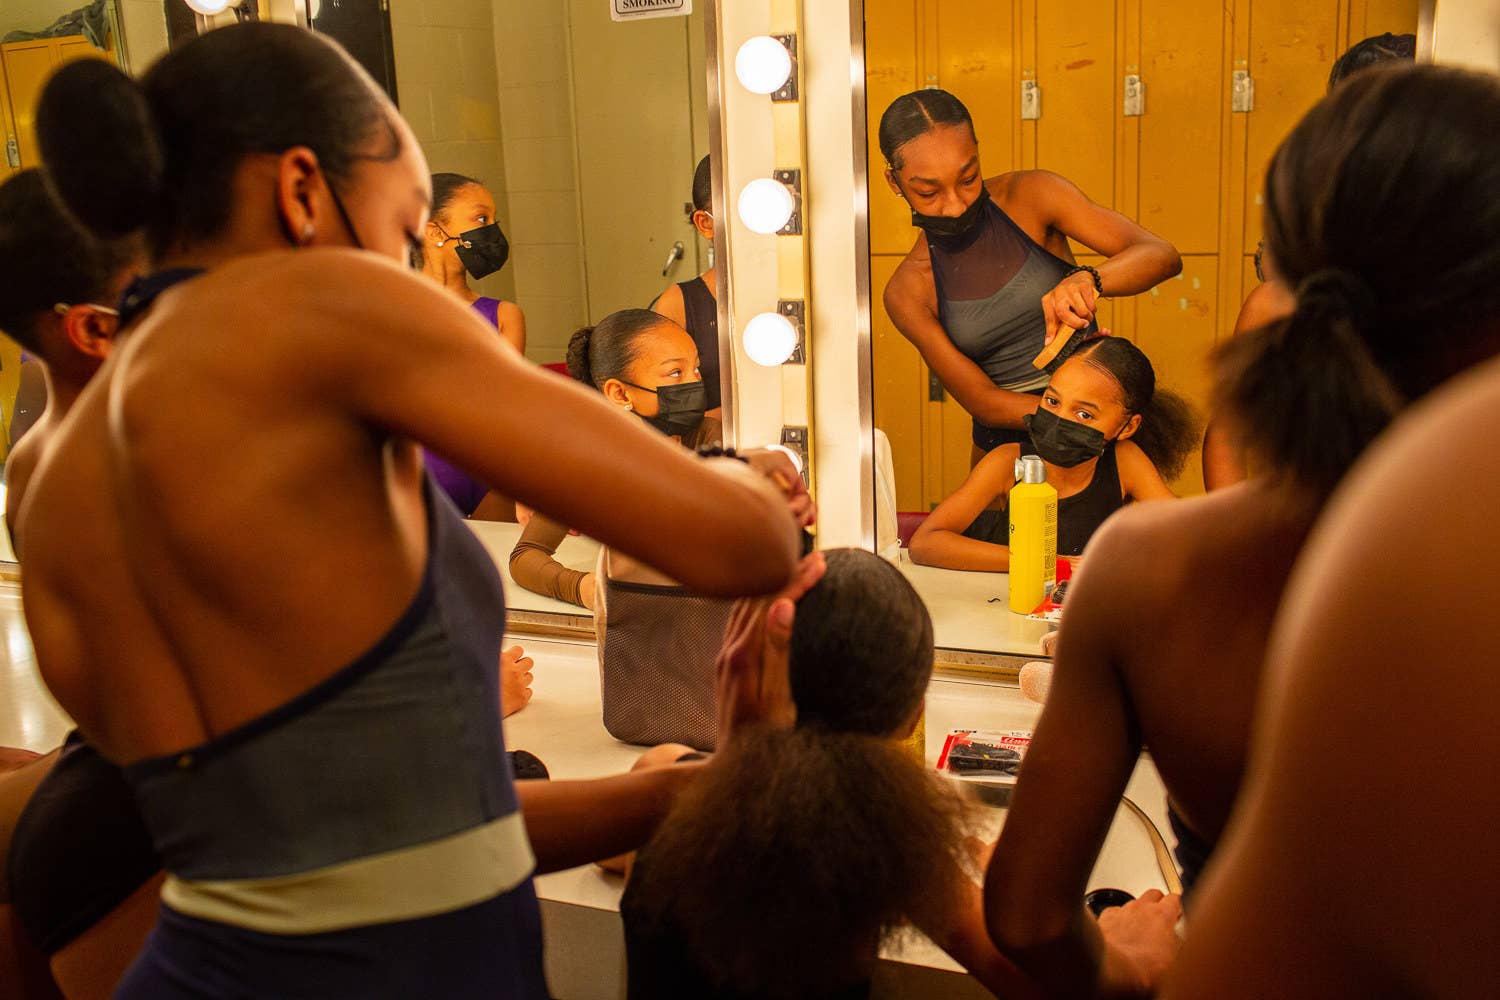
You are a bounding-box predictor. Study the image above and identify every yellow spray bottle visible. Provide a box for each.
[1008,454,1058,614]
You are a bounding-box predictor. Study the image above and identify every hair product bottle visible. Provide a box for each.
[1008,455,1058,614]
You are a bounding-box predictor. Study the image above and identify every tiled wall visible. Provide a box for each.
[389,0,519,308]
[492,1,587,365]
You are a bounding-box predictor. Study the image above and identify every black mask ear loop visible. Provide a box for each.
[326,182,366,251]
[432,222,471,249]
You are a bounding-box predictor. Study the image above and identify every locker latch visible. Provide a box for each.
[1232,70,1255,113]
[928,372,946,403]
[1021,79,1041,121]
[4,136,18,169]
[1123,74,1144,117]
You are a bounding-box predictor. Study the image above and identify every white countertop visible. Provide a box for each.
[510,635,1177,999]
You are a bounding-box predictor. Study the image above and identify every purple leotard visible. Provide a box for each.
[426,298,504,516]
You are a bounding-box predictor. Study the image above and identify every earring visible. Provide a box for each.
[301,222,315,244]
[436,237,446,247]
[623,402,634,412]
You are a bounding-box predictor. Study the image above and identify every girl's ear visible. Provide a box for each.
[602,378,633,410]
[1115,412,1143,442]
[884,167,904,198]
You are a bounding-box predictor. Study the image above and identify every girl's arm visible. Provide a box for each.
[508,514,589,608]
[984,511,1177,998]
[314,253,801,598]
[1010,172,1181,343]
[908,446,1018,571]
[497,301,526,356]
[1115,441,1177,502]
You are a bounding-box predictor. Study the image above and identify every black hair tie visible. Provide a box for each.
[1296,268,1378,330]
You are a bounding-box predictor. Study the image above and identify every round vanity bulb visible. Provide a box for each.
[737,178,796,235]
[744,311,799,366]
[184,0,231,13]
[735,36,793,95]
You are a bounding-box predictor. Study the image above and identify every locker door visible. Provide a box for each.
[865,0,921,258]
[2,41,58,170]
[1137,0,1225,256]
[1032,0,1117,210]
[2,37,111,171]
[934,0,1017,178]
[1135,256,1218,496]
[1242,1,1342,254]
[871,254,927,511]
[0,45,17,178]
[1345,0,1420,43]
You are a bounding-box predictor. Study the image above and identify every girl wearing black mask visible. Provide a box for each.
[910,337,1196,570]
[510,309,718,609]
[416,173,527,519]
[879,89,1180,461]
[417,172,524,353]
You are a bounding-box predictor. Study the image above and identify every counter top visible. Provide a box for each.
[466,519,1052,660]
[509,635,1178,999]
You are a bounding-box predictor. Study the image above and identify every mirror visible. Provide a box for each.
[861,0,1422,660]
[0,0,167,561]
[389,0,716,629]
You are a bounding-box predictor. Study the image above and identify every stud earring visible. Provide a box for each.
[623,402,634,412]
[301,222,315,244]
[436,237,446,247]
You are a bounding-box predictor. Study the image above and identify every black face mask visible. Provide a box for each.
[1024,408,1110,468]
[622,380,707,437]
[446,222,510,280]
[910,184,991,241]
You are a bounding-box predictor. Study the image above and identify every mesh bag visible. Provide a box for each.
[595,549,732,752]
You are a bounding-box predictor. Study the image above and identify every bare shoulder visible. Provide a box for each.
[883,250,936,315]
[650,282,685,321]
[971,442,1022,483]
[993,169,1080,205]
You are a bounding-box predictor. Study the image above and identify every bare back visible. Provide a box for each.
[989,479,1318,944]
[20,252,431,763]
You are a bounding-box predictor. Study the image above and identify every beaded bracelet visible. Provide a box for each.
[696,444,750,463]
[1064,264,1104,295]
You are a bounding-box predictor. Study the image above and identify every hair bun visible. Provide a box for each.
[1296,268,1377,330]
[37,59,163,237]
[565,327,595,385]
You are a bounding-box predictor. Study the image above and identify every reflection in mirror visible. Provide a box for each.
[862,0,1422,658]
[388,0,715,625]
[0,0,166,558]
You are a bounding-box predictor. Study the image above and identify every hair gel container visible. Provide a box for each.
[1008,455,1058,614]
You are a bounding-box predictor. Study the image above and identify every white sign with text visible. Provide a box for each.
[610,0,691,22]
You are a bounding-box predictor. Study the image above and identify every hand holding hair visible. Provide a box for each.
[715,551,827,742]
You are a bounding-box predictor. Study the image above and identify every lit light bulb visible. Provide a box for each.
[737,178,796,235]
[735,36,793,95]
[184,0,231,13]
[744,311,799,366]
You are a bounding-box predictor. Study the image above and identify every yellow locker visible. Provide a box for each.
[865,0,921,257]
[1032,0,1117,208]
[1241,2,1342,255]
[1138,0,1226,256]
[1135,255,1218,496]
[934,0,1018,176]
[928,391,974,507]
[1,36,114,172]
[871,254,927,511]
[1345,0,1420,44]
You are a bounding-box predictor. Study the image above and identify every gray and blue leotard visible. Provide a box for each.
[114,473,547,998]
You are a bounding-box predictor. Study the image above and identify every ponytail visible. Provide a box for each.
[628,726,973,997]
[1212,269,1403,497]
[564,326,595,386]
[1128,387,1199,482]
